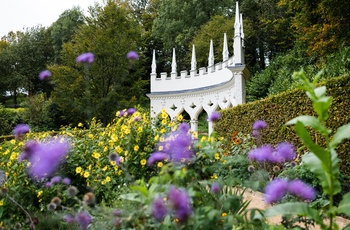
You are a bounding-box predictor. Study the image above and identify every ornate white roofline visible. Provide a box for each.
[147,2,249,136]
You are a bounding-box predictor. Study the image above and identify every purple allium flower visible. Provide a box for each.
[126,51,139,60]
[275,142,296,162]
[252,120,268,130]
[63,214,76,223]
[151,195,168,222]
[147,152,169,166]
[247,144,274,162]
[62,177,71,185]
[76,52,94,63]
[264,178,289,204]
[133,116,140,121]
[50,176,61,184]
[118,110,125,116]
[45,182,52,188]
[207,111,221,122]
[25,137,71,180]
[39,70,52,80]
[211,182,220,194]
[75,211,92,230]
[168,186,192,223]
[126,108,136,115]
[288,179,316,201]
[13,124,30,138]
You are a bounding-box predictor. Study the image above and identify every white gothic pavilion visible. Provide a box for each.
[147,2,250,135]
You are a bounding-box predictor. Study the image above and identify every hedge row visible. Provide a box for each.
[215,74,350,174]
[0,106,25,136]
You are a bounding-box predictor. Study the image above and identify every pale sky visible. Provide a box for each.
[0,0,105,37]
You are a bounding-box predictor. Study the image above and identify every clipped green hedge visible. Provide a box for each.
[215,74,350,174]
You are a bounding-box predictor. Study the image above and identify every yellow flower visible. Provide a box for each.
[211,173,218,179]
[0,199,3,206]
[87,164,92,170]
[115,145,123,154]
[140,159,147,166]
[160,128,166,133]
[161,119,167,125]
[222,212,227,217]
[10,139,15,144]
[84,172,90,178]
[88,134,94,139]
[214,153,220,160]
[37,191,43,198]
[134,145,139,152]
[177,114,183,121]
[118,170,123,175]
[78,122,83,127]
[137,127,143,132]
[92,151,100,159]
[102,166,108,171]
[104,146,109,152]
[76,167,82,174]
[154,135,159,141]
[157,162,163,168]
[6,162,11,167]
[101,180,106,185]
[106,176,111,182]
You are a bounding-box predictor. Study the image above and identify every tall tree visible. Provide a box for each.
[50,7,85,64]
[51,0,147,125]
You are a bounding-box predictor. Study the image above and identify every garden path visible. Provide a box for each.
[243,188,350,229]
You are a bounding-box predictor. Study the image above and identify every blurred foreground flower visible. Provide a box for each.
[147,123,195,165]
[18,137,71,180]
[13,124,30,138]
[76,52,94,63]
[207,111,221,122]
[38,70,52,80]
[168,186,192,223]
[126,51,139,60]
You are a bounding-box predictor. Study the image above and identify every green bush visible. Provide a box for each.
[0,105,25,136]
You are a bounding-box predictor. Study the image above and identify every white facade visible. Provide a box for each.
[147,2,249,135]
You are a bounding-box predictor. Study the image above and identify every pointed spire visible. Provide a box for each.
[208,39,214,67]
[222,33,229,62]
[240,13,245,47]
[171,48,177,74]
[234,1,241,34]
[191,44,197,71]
[151,49,156,74]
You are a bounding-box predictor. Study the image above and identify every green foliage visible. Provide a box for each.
[216,73,350,175]
[264,70,350,230]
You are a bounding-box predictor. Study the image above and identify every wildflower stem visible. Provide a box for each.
[6,194,35,230]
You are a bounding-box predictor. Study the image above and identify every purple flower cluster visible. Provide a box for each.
[39,70,52,80]
[247,142,296,163]
[18,137,71,180]
[76,52,94,63]
[211,182,221,194]
[147,123,195,165]
[46,176,71,188]
[151,186,192,223]
[264,178,316,204]
[207,111,221,122]
[64,211,93,230]
[13,124,30,138]
[118,108,137,117]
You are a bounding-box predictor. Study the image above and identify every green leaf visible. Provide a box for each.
[286,115,331,135]
[337,192,350,216]
[314,86,326,98]
[312,96,332,121]
[295,121,329,163]
[303,152,341,196]
[130,185,149,198]
[119,192,144,203]
[330,124,350,148]
[264,202,325,228]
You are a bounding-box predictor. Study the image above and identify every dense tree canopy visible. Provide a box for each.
[0,0,349,128]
